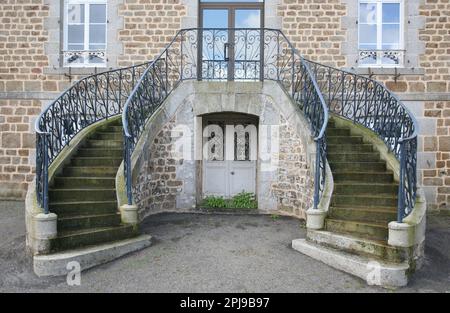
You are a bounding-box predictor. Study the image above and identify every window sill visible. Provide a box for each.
[345,67,425,76]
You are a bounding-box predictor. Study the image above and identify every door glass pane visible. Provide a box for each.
[234,9,261,80]
[235,9,261,28]
[202,9,228,28]
[202,9,229,80]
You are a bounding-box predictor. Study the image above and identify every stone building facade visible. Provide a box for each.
[1,0,449,212]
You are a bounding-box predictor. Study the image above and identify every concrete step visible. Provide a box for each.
[327,135,363,144]
[325,218,389,241]
[331,194,398,207]
[49,200,118,215]
[326,128,351,136]
[49,188,116,202]
[327,152,381,162]
[98,125,123,133]
[334,182,398,195]
[330,161,386,172]
[53,177,116,189]
[307,230,409,263]
[51,224,139,252]
[327,143,373,153]
[63,166,118,177]
[332,171,394,183]
[93,132,123,141]
[291,238,409,287]
[57,212,122,231]
[71,157,122,167]
[76,148,123,158]
[329,206,397,223]
[34,235,151,277]
[85,139,123,149]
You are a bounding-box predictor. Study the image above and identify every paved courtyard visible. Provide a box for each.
[0,200,449,293]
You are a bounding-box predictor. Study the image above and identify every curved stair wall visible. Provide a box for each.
[119,80,331,222]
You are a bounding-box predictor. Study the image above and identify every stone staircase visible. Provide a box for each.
[292,117,412,287]
[48,119,139,252]
[325,118,398,247]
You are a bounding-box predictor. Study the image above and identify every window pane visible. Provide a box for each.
[359,43,377,50]
[68,25,84,44]
[67,4,84,24]
[382,3,400,23]
[89,44,106,50]
[68,44,84,51]
[359,24,377,45]
[90,4,106,23]
[382,24,399,47]
[89,25,106,44]
[359,3,377,25]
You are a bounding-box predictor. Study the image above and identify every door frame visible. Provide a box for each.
[200,112,259,199]
[198,1,265,81]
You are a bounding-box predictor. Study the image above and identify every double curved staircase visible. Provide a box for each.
[28,28,423,286]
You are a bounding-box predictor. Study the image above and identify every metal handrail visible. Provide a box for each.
[303,59,418,221]
[35,62,151,213]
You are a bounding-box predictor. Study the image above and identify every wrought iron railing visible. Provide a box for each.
[35,62,150,213]
[122,28,328,210]
[303,60,418,221]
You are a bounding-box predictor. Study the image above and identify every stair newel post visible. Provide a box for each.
[313,137,321,209]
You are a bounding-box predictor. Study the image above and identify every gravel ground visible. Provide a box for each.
[0,200,448,293]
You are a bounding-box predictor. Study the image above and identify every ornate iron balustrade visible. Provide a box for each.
[35,62,150,213]
[122,28,328,210]
[358,49,405,67]
[303,60,418,221]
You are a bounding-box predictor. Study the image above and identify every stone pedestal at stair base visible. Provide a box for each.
[388,222,414,248]
[291,239,409,288]
[32,213,57,254]
[120,204,139,225]
[306,209,326,230]
[34,235,152,277]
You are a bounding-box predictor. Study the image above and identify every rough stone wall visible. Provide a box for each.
[271,117,314,218]
[117,0,186,66]
[278,0,347,67]
[134,116,184,218]
[416,100,450,210]
[0,1,49,198]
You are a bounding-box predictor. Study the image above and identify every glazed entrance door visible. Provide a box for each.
[202,116,257,198]
[199,1,263,80]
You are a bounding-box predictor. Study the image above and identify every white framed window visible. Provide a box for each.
[63,0,107,67]
[358,0,404,67]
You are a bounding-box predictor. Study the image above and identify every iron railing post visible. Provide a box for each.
[397,140,406,222]
[43,134,49,214]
